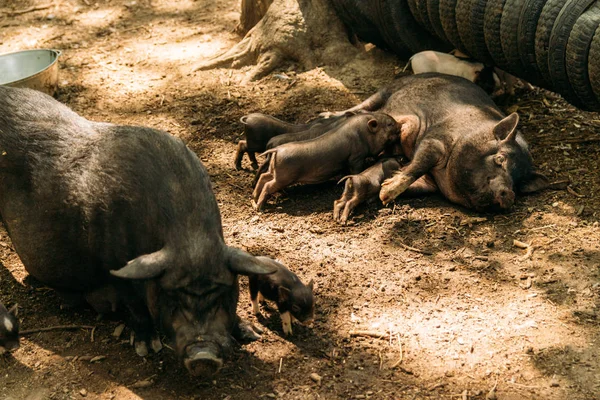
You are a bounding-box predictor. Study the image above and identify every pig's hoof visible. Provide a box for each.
[251,162,259,170]
[151,337,163,353]
[184,345,223,376]
[233,319,263,343]
[135,340,149,357]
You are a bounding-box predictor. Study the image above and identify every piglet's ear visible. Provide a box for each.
[494,112,519,143]
[367,119,379,132]
[228,248,277,276]
[8,304,18,318]
[307,279,315,290]
[519,171,550,193]
[111,249,169,280]
[278,287,291,303]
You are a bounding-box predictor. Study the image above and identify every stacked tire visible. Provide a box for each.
[333,0,600,111]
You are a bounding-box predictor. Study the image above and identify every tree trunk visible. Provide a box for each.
[193,0,360,83]
[236,0,274,34]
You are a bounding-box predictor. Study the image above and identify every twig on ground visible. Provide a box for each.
[2,3,54,16]
[397,240,432,255]
[390,341,403,369]
[349,330,390,339]
[21,325,96,336]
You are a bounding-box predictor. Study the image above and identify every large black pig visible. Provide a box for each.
[0,87,277,376]
[324,73,549,210]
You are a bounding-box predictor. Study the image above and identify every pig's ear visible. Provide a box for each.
[111,249,169,280]
[7,304,18,318]
[307,279,315,290]
[227,247,277,276]
[367,119,379,133]
[519,171,550,193]
[494,113,519,143]
[278,287,291,302]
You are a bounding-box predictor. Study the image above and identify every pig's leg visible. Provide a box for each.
[281,311,293,336]
[232,316,264,343]
[248,152,259,170]
[252,156,271,187]
[249,276,261,315]
[322,87,393,117]
[339,194,362,225]
[403,174,438,196]
[253,170,272,201]
[380,141,442,205]
[234,140,248,170]
[122,294,158,357]
[333,179,354,222]
[254,178,285,211]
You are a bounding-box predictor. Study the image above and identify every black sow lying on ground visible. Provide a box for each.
[328,73,549,210]
[0,87,278,376]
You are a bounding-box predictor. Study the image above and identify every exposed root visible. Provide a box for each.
[193,0,360,82]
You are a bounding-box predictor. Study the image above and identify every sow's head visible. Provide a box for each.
[111,246,276,377]
[449,113,549,211]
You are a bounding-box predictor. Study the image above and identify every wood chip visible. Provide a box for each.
[130,379,153,389]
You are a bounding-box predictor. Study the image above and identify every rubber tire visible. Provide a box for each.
[517,0,547,85]
[548,0,596,108]
[535,0,568,90]
[469,0,495,64]
[378,0,448,54]
[587,24,600,104]
[500,0,528,77]
[566,3,600,110]
[416,0,438,36]
[407,0,424,29]
[456,0,478,57]
[484,0,509,69]
[440,0,468,52]
[427,0,451,43]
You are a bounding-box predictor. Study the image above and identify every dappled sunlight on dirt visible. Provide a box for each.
[1,0,600,399]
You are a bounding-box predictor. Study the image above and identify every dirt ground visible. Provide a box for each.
[1,0,600,399]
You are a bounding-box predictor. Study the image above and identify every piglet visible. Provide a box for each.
[493,68,535,97]
[334,158,402,224]
[404,50,486,83]
[249,257,314,336]
[252,111,356,186]
[0,303,19,354]
[252,112,400,210]
[334,158,439,224]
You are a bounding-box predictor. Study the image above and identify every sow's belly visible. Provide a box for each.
[0,188,116,292]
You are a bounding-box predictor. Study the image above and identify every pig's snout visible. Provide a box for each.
[494,188,515,209]
[183,341,224,376]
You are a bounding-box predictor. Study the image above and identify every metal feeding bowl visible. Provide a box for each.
[0,49,62,96]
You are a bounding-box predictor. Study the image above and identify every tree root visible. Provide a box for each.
[193,0,360,82]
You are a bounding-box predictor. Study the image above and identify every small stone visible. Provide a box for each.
[310,373,322,384]
[79,389,87,397]
[112,324,126,339]
[265,394,277,399]
[552,202,559,207]
[90,356,106,363]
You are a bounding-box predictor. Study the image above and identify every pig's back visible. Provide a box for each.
[0,88,223,289]
[381,73,503,123]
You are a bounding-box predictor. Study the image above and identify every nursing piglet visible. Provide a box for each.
[252,113,400,210]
